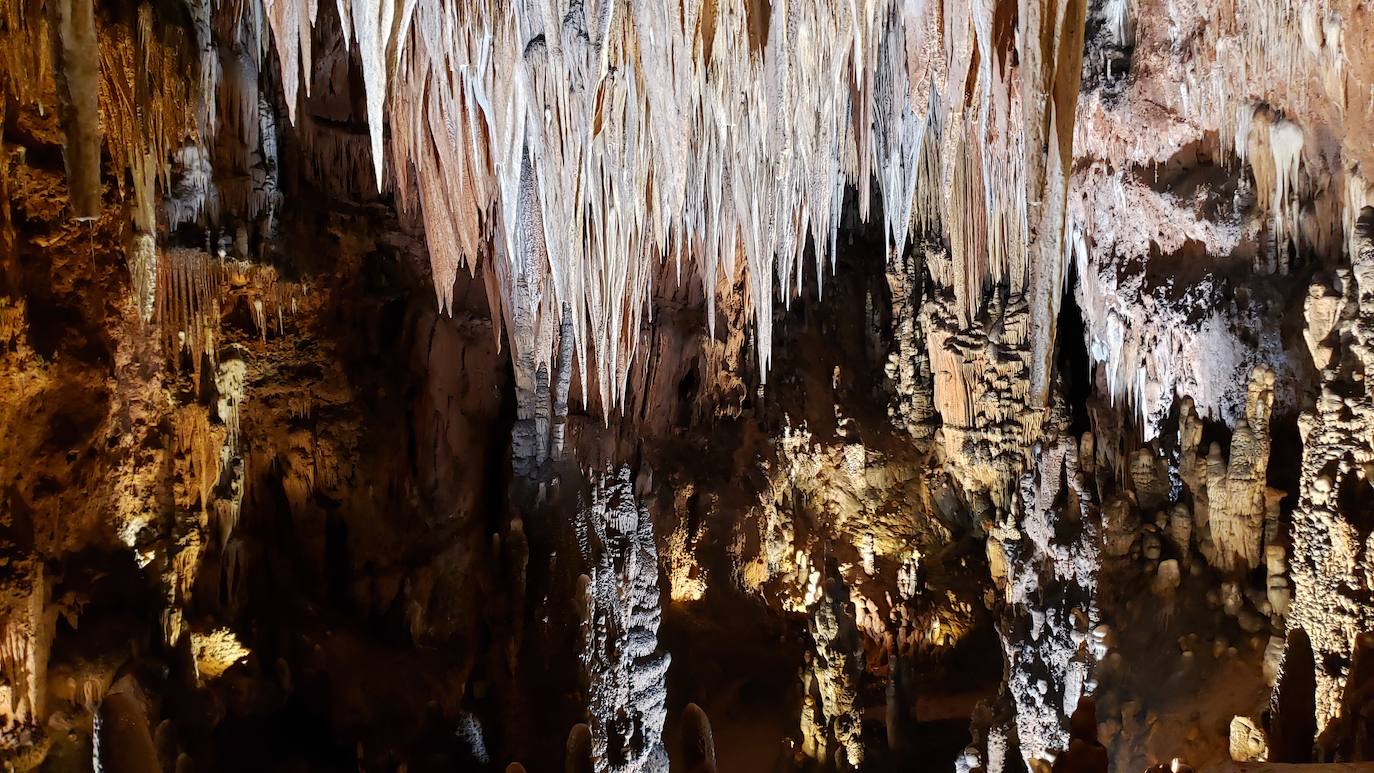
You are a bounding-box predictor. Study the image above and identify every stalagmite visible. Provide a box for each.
[96,690,161,773]
[574,468,670,773]
[994,423,1101,769]
[1180,367,1278,575]
[1267,545,1293,621]
[804,573,864,769]
[681,703,717,773]
[566,723,594,773]
[1290,210,1374,728]
[1230,715,1270,762]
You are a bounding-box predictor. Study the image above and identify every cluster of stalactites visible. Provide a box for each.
[2,0,200,211]
[155,248,301,384]
[251,0,1085,414]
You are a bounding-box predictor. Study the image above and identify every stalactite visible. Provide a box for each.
[130,152,159,323]
[1267,119,1305,269]
[47,0,101,218]
[156,248,224,372]
[551,306,573,459]
[0,0,52,109]
[164,144,215,230]
[215,348,247,451]
[1065,159,1289,441]
[5,0,1371,767]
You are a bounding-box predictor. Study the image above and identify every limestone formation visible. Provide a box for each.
[1290,211,1374,727]
[0,558,49,762]
[986,426,1101,769]
[681,703,717,773]
[2,0,1374,768]
[803,574,865,769]
[1229,715,1269,762]
[1174,367,1280,576]
[189,628,251,681]
[575,469,671,773]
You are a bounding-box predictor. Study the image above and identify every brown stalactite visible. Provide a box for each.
[46,0,101,219]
